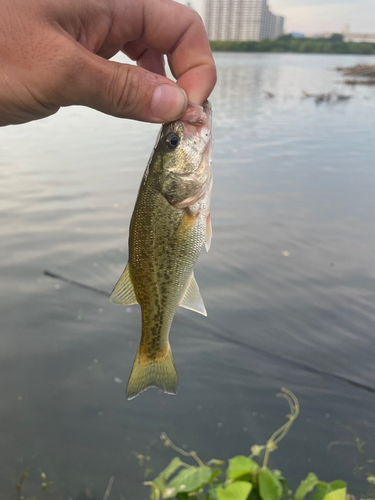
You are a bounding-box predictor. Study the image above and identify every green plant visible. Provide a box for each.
[143,389,349,500]
[329,430,375,500]
[15,468,53,500]
[353,438,375,498]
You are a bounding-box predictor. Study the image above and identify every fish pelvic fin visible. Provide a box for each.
[127,344,178,400]
[110,264,138,306]
[179,273,207,316]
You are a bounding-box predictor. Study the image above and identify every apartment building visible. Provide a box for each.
[204,0,284,41]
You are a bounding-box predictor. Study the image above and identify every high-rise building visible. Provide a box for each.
[204,0,284,41]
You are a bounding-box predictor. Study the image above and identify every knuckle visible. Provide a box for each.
[184,7,204,29]
[107,65,142,114]
[189,8,203,24]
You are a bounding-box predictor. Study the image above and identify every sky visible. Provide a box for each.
[269,0,375,34]
[176,0,375,36]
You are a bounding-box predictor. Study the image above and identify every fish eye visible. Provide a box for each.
[165,133,180,150]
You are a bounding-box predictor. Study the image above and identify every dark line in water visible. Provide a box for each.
[205,328,375,396]
[43,270,111,298]
[44,269,375,397]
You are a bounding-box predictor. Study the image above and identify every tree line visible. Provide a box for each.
[210,34,375,55]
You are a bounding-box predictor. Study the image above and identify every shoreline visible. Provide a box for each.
[210,37,375,55]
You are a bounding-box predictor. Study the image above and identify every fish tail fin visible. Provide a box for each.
[126,344,178,400]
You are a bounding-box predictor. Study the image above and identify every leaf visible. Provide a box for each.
[208,486,219,500]
[149,457,184,498]
[210,468,223,481]
[208,459,226,466]
[176,493,197,500]
[295,472,319,500]
[217,481,252,500]
[227,456,259,481]
[311,483,331,500]
[162,457,184,481]
[330,481,347,490]
[164,466,212,498]
[323,488,347,500]
[258,468,283,500]
[272,470,284,480]
[147,477,164,500]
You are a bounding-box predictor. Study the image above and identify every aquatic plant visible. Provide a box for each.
[13,389,375,500]
[141,389,359,500]
[16,468,53,500]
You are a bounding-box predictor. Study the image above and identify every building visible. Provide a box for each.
[204,0,284,41]
[342,26,375,43]
[311,26,375,43]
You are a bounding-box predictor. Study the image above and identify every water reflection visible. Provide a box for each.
[0,53,374,498]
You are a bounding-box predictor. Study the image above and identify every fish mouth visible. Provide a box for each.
[180,100,212,128]
[162,100,212,141]
[179,100,213,180]
[177,100,212,146]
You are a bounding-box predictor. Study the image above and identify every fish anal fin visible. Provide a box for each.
[110,264,138,306]
[205,214,212,252]
[127,344,178,400]
[179,273,207,316]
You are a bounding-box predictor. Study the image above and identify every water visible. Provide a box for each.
[1,53,375,499]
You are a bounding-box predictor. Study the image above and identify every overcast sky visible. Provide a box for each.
[269,0,375,34]
[179,0,375,35]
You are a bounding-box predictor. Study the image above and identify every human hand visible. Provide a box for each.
[0,0,216,126]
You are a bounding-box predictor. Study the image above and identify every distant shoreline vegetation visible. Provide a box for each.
[210,34,375,55]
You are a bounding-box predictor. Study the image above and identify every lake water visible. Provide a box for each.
[1,52,375,499]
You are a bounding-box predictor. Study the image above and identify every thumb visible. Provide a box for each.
[64,50,188,123]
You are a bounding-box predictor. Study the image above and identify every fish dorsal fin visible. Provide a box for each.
[110,264,138,305]
[179,273,207,316]
[205,214,212,252]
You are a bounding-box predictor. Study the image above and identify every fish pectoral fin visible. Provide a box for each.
[179,273,207,316]
[127,344,178,400]
[205,214,212,252]
[110,264,138,306]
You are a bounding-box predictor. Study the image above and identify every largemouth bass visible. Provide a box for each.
[111,101,213,400]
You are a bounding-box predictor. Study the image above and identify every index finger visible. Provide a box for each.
[139,0,216,105]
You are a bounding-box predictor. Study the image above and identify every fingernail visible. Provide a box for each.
[151,84,187,122]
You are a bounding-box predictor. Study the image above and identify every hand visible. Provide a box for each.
[0,0,216,126]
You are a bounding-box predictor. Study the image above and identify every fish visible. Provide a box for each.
[110,100,213,400]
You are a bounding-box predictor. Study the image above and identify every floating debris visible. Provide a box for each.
[315,93,332,104]
[302,90,353,104]
[337,64,375,78]
[336,94,352,101]
[337,65,375,86]
[345,79,375,86]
